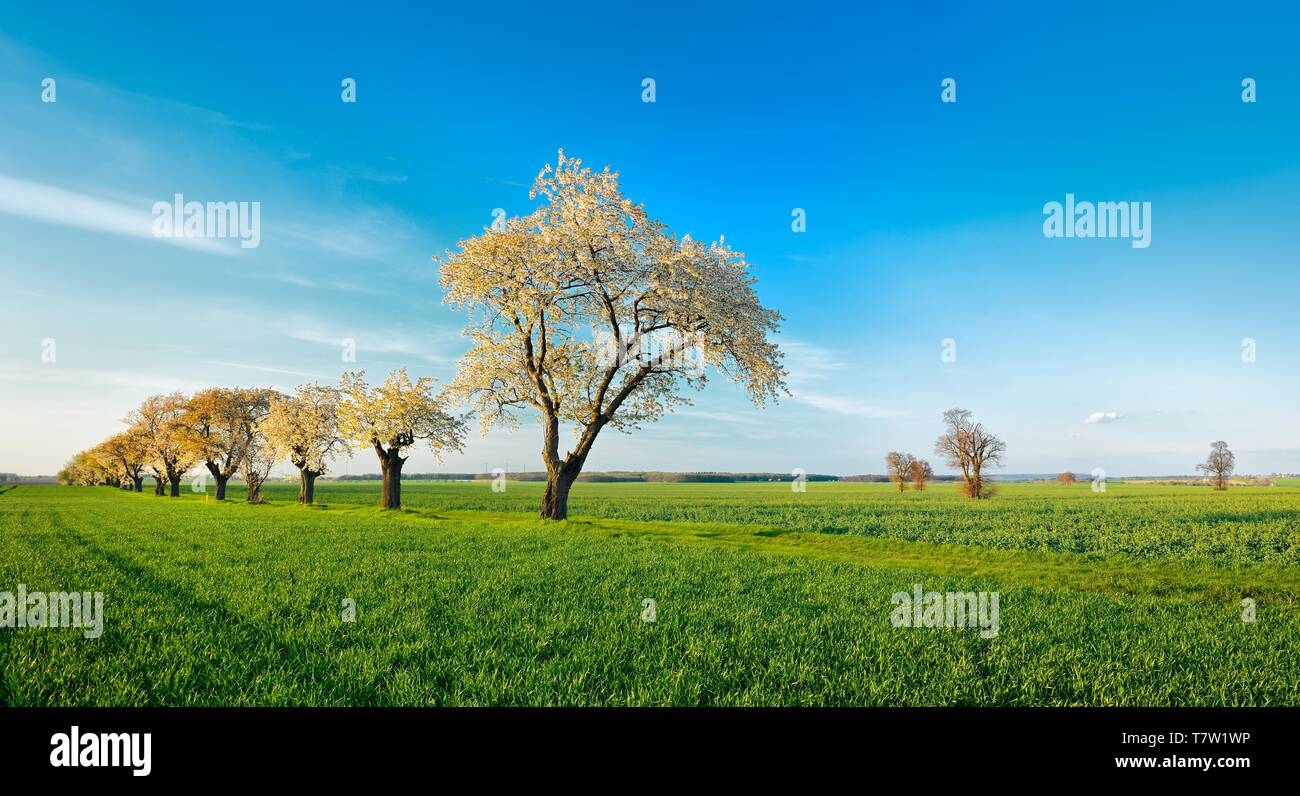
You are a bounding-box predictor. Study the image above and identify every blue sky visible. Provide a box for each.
[3,1,1300,476]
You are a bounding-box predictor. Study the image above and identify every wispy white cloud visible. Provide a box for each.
[195,308,461,367]
[795,392,895,418]
[279,205,421,260]
[250,270,381,295]
[674,409,764,426]
[0,175,233,254]
[0,362,203,394]
[484,176,529,188]
[68,77,271,132]
[780,338,896,419]
[780,339,846,382]
[287,324,458,366]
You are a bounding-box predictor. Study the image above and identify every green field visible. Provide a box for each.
[2,481,1297,706]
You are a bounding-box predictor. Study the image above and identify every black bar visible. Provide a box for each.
[0,707,1288,783]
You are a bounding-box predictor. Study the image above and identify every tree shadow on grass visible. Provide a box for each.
[40,518,381,706]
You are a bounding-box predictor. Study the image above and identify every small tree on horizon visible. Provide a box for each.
[886,452,915,492]
[910,458,934,491]
[1055,471,1077,484]
[935,408,1006,499]
[1196,441,1235,490]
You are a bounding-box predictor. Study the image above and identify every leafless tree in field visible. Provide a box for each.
[886,452,915,491]
[910,458,934,491]
[935,408,1006,499]
[1196,441,1235,490]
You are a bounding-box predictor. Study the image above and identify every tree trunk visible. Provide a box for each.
[214,474,229,500]
[154,477,166,496]
[378,450,404,510]
[299,469,318,505]
[540,466,577,520]
[168,475,181,497]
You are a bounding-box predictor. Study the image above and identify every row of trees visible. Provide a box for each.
[62,151,794,519]
[59,370,465,510]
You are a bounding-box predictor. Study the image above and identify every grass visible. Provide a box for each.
[1,482,1297,706]
[275,479,1300,565]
